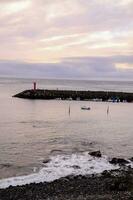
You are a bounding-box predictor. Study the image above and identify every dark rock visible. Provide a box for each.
[129,157,133,162]
[109,181,128,191]
[0,163,12,168]
[43,159,51,164]
[1,168,133,199]
[89,151,102,158]
[71,165,81,169]
[50,149,63,154]
[109,158,129,165]
[102,170,112,178]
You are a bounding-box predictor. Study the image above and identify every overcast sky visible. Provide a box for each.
[0,0,133,79]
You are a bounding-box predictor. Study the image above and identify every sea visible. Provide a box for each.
[0,77,133,188]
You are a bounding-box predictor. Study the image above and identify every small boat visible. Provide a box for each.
[81,106,91,110]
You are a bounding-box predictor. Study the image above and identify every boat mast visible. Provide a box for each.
[69,105,71,116]
[107,105,109,115]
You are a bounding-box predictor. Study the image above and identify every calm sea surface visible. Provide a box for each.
[0,78,133,184]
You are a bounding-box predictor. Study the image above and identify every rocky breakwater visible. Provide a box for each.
[13,89,133,102]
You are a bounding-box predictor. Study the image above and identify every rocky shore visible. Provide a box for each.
[0,167,133,199]
[1,151,133,199]
[13,89,133,102]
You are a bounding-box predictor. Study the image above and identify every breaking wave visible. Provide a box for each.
[0,152,125,189]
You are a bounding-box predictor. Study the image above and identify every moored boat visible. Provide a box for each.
[81,106,91,110]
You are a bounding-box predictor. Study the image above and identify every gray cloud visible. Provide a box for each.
[0,0,132,78]
[0,0,133,40]
[0,55,133,79]
[50,0,133,32]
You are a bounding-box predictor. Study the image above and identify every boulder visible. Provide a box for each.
[72,165,81,169]
[109,158,129,165]
[129,157,133,162]
[89,151,102,158]
[43,159,51,164]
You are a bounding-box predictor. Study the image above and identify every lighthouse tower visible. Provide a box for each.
[33,82,37,91]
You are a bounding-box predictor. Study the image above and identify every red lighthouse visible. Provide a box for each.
[33,82,37,91]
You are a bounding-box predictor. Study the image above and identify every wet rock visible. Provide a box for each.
[0,163,12,168]
[71,165,81,169]
[109,158,129,165]
[43,159,51,164]
[1,169,133,200]
[109,181,128,191]
[50,149,63,154]
[129,157,133,162]
[89,151,102,158]
[102,170,112,178]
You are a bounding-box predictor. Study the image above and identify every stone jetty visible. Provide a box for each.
[13,89,133,102]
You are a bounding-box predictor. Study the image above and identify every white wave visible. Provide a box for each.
[0,152,119,189]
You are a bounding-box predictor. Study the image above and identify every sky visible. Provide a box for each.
[0,0,133,79]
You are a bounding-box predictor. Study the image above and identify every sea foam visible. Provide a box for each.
[0,152,120,189]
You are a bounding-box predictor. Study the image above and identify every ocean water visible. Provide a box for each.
[0,77,133,188]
